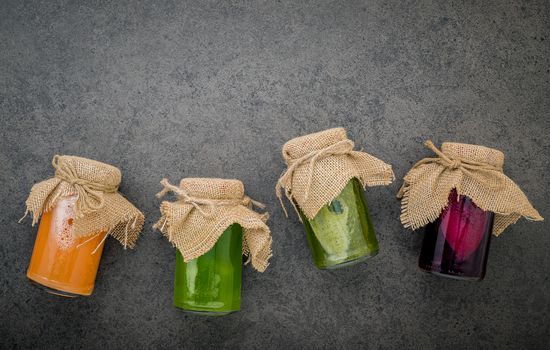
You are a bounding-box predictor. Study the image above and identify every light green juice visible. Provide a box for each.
[300,178,379,269]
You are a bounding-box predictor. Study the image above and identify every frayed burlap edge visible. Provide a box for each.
[276,127,395,220]
[153,178,272,272]
[20,156,144,249]
[398,141,543,236]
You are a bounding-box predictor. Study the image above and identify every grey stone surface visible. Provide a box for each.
[1,0,549,348]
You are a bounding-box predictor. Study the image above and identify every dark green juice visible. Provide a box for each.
[299,178,379,269]
[173,224,243,315]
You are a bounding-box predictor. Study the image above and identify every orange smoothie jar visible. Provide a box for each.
[22,155,145,298]
[27,195,107,297]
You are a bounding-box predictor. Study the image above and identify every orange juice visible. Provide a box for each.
[27,195,107,297]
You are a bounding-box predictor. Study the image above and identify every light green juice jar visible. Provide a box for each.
[299,178,379,269]
[155,177,272,316]
[173,224,242,315]
[276,128,393,270]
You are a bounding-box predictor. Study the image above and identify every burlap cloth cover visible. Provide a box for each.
[21,155,144,248]
[397,141,543,236]
[154,178,272,272]
[276,127,395,220]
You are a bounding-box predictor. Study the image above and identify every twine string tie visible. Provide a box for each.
[397,140,504,199]
[275,139,354,218]
[52,155,118,216]
[156,179,265,219]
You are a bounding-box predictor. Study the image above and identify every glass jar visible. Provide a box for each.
[26,195,107,297]
[299,178,379,269]
[418,189,494,281]
[173,223,243,315]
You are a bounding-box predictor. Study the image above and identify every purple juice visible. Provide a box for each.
[418,190,494,281]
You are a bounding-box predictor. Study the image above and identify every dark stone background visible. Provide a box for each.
[1,0,548,349]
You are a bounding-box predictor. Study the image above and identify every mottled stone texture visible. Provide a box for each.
[1,0,549,349]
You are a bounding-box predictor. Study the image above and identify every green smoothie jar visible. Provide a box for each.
[276,128,394,270]
[155,178,272,316]
[173,224,243,315]
[299,178,378,269]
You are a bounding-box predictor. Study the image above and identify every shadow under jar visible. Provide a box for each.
[419,189,494,281]
[299,178,379,269]
[173,224,243,315]
[26,195,108,297]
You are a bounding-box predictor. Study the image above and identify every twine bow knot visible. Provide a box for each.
[52,155,118,216]
[156,179,265,218]
[275,139,355,218]
[449,159,462,169]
